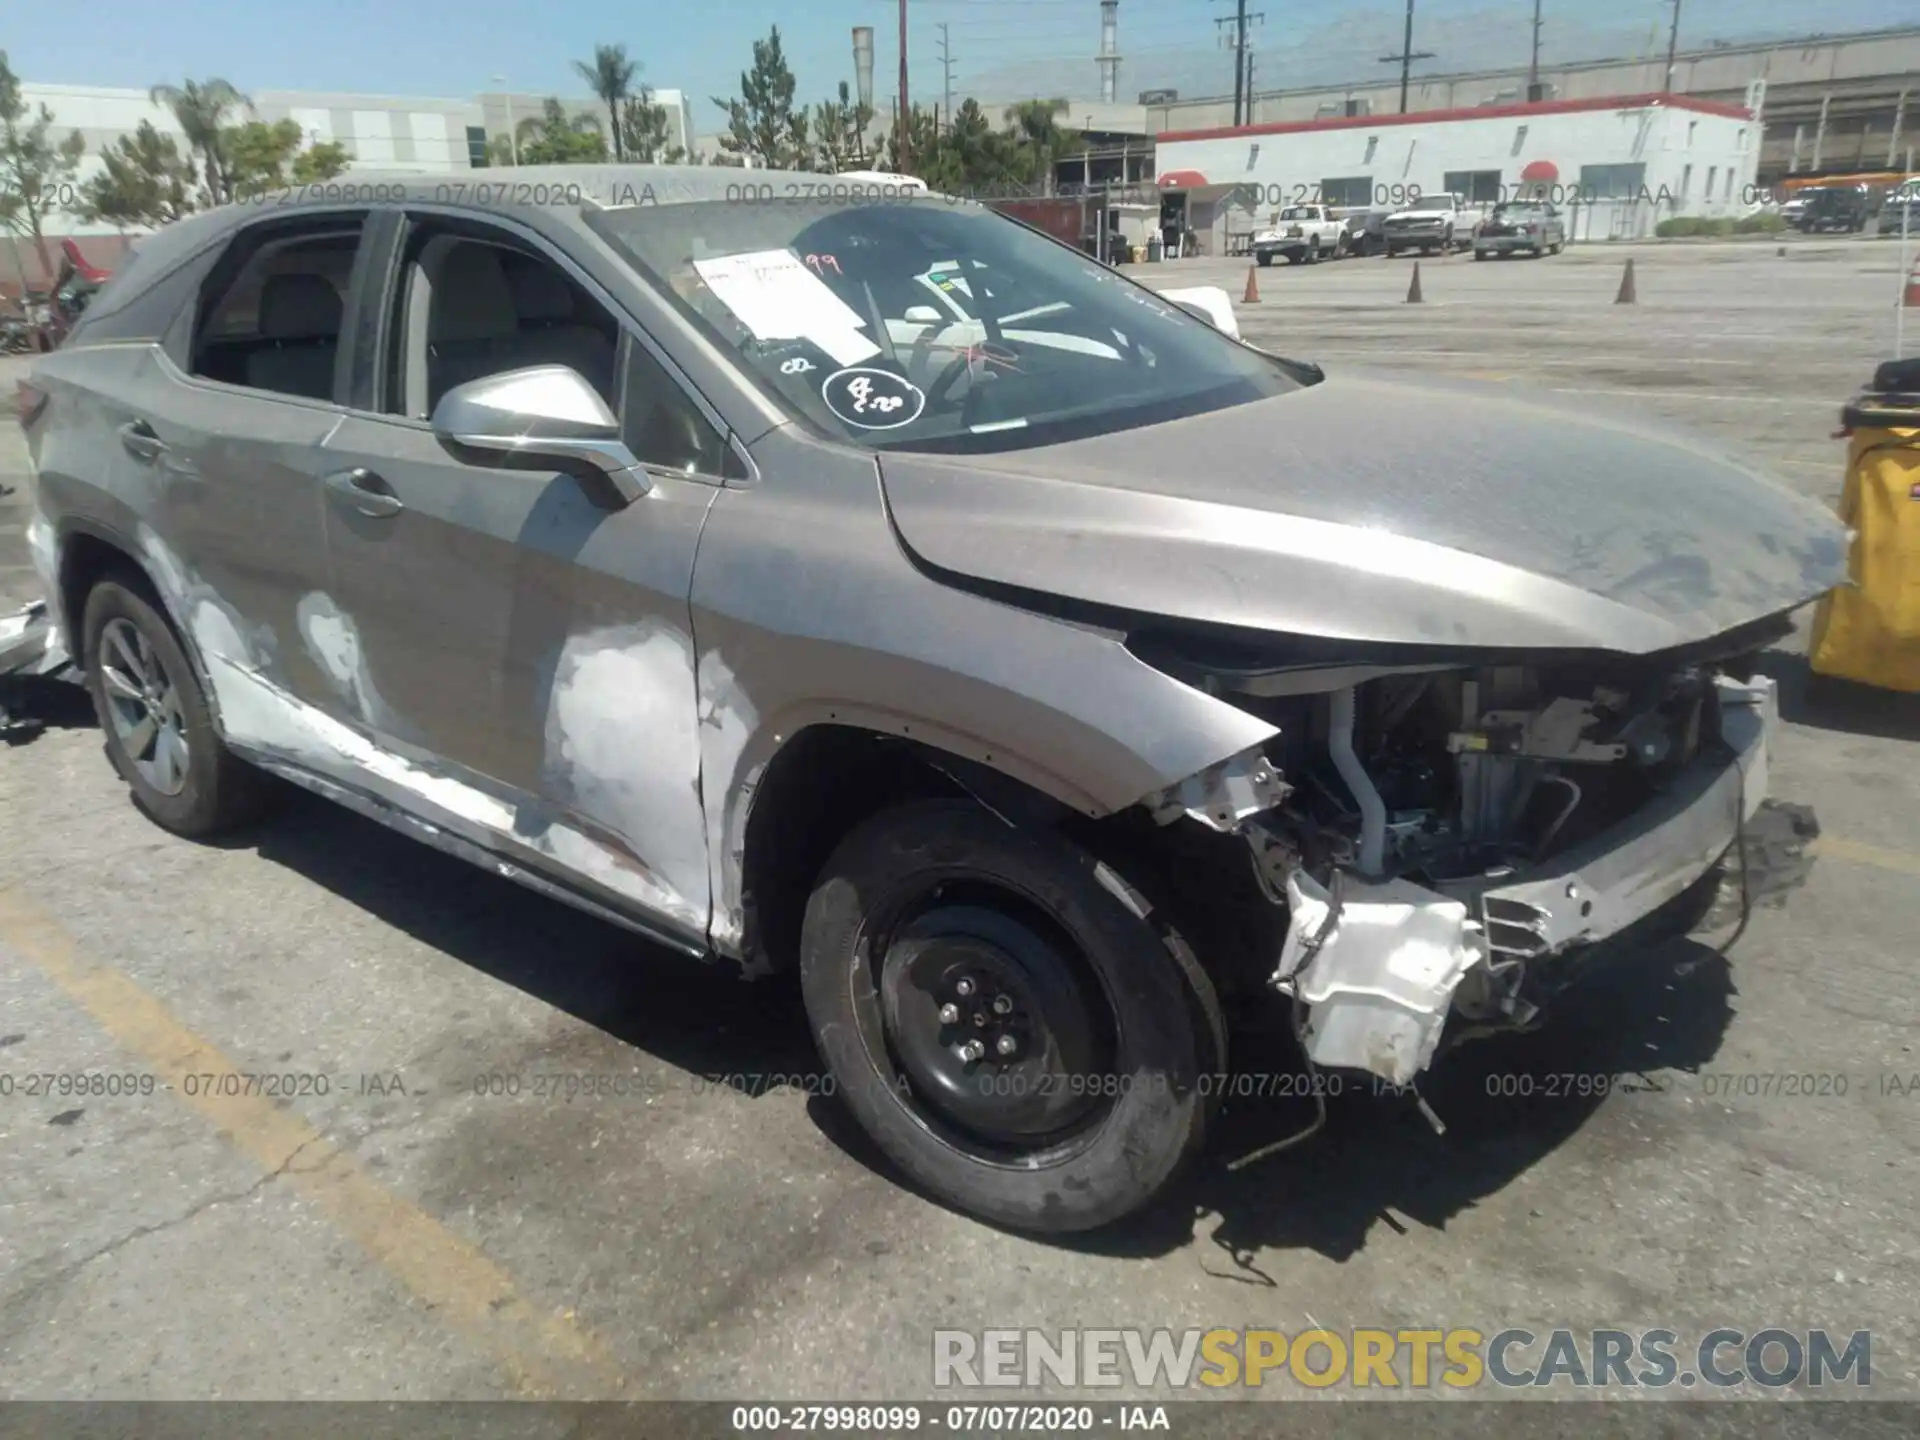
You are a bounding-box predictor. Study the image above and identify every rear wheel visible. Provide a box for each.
[799,800,1220,1233]
[1306,238,1322,264]
[1256,251,1273,267]
[82,577,270,837]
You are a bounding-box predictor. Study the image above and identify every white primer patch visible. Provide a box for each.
[23,510,67,660]
[296,591,388,725]
[697,650,760,952]
[543,623,709,931]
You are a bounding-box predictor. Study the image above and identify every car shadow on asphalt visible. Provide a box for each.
[1761,648,1920,743]
[0,676,92,747]
[241,787,826,1093]
[196,778,1738,1264]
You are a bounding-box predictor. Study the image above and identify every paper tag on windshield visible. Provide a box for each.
[693,249,881,366]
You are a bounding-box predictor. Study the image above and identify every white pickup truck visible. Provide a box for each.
[1381,192,1489,256]
[1251,204,1349,266]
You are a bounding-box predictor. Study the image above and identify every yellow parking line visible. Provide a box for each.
[1812,837,1920,879]
[0,887,627,1399]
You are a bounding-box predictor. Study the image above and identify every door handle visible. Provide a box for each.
[118,420,166,462]
[322,467,404,519]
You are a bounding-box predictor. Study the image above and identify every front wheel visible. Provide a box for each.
[1256,251,1273,267]
[800,800,1222,1233]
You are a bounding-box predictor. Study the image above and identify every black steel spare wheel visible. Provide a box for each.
[879,903,1115,1145]
[800,799,1221,1233]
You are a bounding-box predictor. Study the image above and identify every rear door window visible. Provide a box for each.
[188,217,367,401]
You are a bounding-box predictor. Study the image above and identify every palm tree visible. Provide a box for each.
[1003,97,1074,195]
[572,44,637,161]
[149,78,251,205]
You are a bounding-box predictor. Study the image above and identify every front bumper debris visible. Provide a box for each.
[1274,675,1778,1086]
[0,600,63,680]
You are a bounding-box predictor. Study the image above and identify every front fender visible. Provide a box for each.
[690,427,1276,954]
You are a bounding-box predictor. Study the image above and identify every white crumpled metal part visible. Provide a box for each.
[1277,869,1489,1087]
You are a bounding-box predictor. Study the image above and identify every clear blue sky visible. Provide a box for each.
[4,0,1912,127]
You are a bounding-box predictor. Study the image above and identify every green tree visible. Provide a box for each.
[149,78,250,204]
[881,105,947,186]
[0,51,87,282]
[619,89,685,164]
[224,118,303,195]
[573,43,637,161]
[1003,97,1076,196]
[290,140,350,183]
[517,99,608,165]
[77,120,196,228]
[712,25,806,168]
[808,81,873,173]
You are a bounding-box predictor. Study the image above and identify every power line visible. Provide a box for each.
[938,22,954,127]
[1213,1,1265,126]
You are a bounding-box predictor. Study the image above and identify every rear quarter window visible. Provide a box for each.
[63,217,228,347]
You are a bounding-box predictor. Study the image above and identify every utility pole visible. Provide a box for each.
[1527,0,1544,102]
[1378,0,1435,116]
[937,22,953,131]
[1663,0,1683,95]
[898,0,911,169]
[1213,1,1264,126]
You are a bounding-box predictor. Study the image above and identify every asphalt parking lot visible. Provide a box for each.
[2,236,1918,1418]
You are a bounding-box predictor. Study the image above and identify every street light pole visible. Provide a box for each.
[493,74,520,166]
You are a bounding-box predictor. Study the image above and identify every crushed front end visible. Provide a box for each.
[1143,630,1781,1091]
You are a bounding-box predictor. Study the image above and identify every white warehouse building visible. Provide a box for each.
[1152,91,1767,249]
[10,81,697,245]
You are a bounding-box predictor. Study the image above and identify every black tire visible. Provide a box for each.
[799,799,1220,1233]
[82,575,271,837]
[1256,252,1273,267]
[1306,239,1321,264]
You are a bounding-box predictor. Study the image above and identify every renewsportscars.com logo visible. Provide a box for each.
[932,1328,1872,1391]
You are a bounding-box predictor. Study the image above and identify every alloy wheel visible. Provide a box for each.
[97,616,191,796]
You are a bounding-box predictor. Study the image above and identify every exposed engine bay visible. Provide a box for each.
[1143,633,1780,1092]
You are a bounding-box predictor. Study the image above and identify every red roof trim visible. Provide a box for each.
[1157,92,1752,144]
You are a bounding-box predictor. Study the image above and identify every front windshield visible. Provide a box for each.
[1279,206,1312,221]
[585,197,1299,452]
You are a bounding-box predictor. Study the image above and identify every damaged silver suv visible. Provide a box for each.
[19,168,1847,1232]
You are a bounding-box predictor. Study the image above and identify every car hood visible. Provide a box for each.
[876,371,1850,654]
[1386,209,1451,222]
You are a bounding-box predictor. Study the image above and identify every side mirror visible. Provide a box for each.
[1173,300,1219,329]
[902,304,943,326]
[430,365,649,504]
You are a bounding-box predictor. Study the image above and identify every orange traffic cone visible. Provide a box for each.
[1406,261,1423,303]
[1903,253,1920,308]
[1242,264,1261,304]
[1615,258,1638,304]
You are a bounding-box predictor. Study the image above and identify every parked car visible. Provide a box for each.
[1798,185,1876,234]
[1383,192,1486,256]
[1473,201,1567,259]
[17,166,1847,1233]
[1778,193,1813,227]
[1251,203,1349,266]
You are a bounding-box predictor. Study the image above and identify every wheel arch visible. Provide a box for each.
[728,718,1088,978]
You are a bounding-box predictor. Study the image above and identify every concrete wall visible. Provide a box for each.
[1157,101,1759,248]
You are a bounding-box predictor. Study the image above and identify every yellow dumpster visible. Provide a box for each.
[1807,359,1920,693]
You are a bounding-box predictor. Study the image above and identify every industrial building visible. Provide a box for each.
[1152,90,1766,250]
[7,81,696,240]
